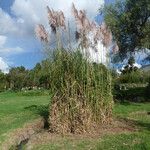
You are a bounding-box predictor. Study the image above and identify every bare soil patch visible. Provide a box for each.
[1,118,44,150]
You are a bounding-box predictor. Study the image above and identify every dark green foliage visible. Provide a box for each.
[104,0,150,58]
[18,89,50,96]
[113,71,150,102]
[113,67,150,102]
[8,66,27,91]
[116,57,149,84]
[114,87,147,102]
[145,79,150,99]
[113,70,150,101]
[112,56,150,102]
[118,71,147,84]
[0,70,6,92]
[128,56,135,66]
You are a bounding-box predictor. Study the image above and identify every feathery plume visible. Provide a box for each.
[59,11,66,29]
[47,6,53,22]
[35,24,49,43]
[71,3,113,50]
[83,17,91,31]
[78,10,86,21]
[47,6,66,33]
[72,3,78,18]
[100,23,112,47]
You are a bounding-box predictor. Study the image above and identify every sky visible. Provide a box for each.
[1,0,115,73]
[0,0,149,74]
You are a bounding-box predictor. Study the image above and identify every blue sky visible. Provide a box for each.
[1,0,133,74]
[0,0,46,73]
[1,0,114,73]
[0,0,13,13]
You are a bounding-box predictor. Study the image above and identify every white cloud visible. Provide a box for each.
[0,57,9,73]
[133,63,142,68]
[134,50,150,63]
[0,46,24,55]
[0,8,19,35]
[0,35,7,48]
[0,0,104,37]
[0,35,24,56]
[11,0,103,21]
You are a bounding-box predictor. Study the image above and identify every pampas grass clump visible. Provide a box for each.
[35,3,114,134]
[48,49,113,134]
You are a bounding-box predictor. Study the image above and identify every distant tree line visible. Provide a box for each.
[0,59,51,92]
[114,57,150,84]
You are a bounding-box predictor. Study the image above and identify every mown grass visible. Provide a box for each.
[0,91,50,146]
[114,101,150,117]
[0,92,150,149]
[33,132,150,150]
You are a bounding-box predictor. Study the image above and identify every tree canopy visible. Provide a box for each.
[104,0,150,59]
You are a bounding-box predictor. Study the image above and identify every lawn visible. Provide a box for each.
[0,92,150,149]
[0,91,50,146]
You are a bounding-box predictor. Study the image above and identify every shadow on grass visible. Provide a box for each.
[119,101,132,106]
[24,104,49,129]
[118,116,150,132]
[117,101,142,106]
[135,120,150,131]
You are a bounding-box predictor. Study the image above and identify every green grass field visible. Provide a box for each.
[0,91,50,146]
[0,91,150,149]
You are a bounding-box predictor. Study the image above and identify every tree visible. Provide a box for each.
[128,56,135,67]
[117,57,148,84]
[0,70,6,91]
[8,66,27,90]
[121,57,138,74]
[104,0,150,58]
[32,63,42,87]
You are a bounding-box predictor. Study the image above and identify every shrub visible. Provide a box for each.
[117,71,147,84]
[145,79,150,100]
[114,87,146,102]
[18,89,50,96]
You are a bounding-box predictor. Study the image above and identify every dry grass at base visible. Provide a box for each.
[129,111,148,117]
[26,118,137,149]
[49,99,113,134]
[1,118,44,150]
